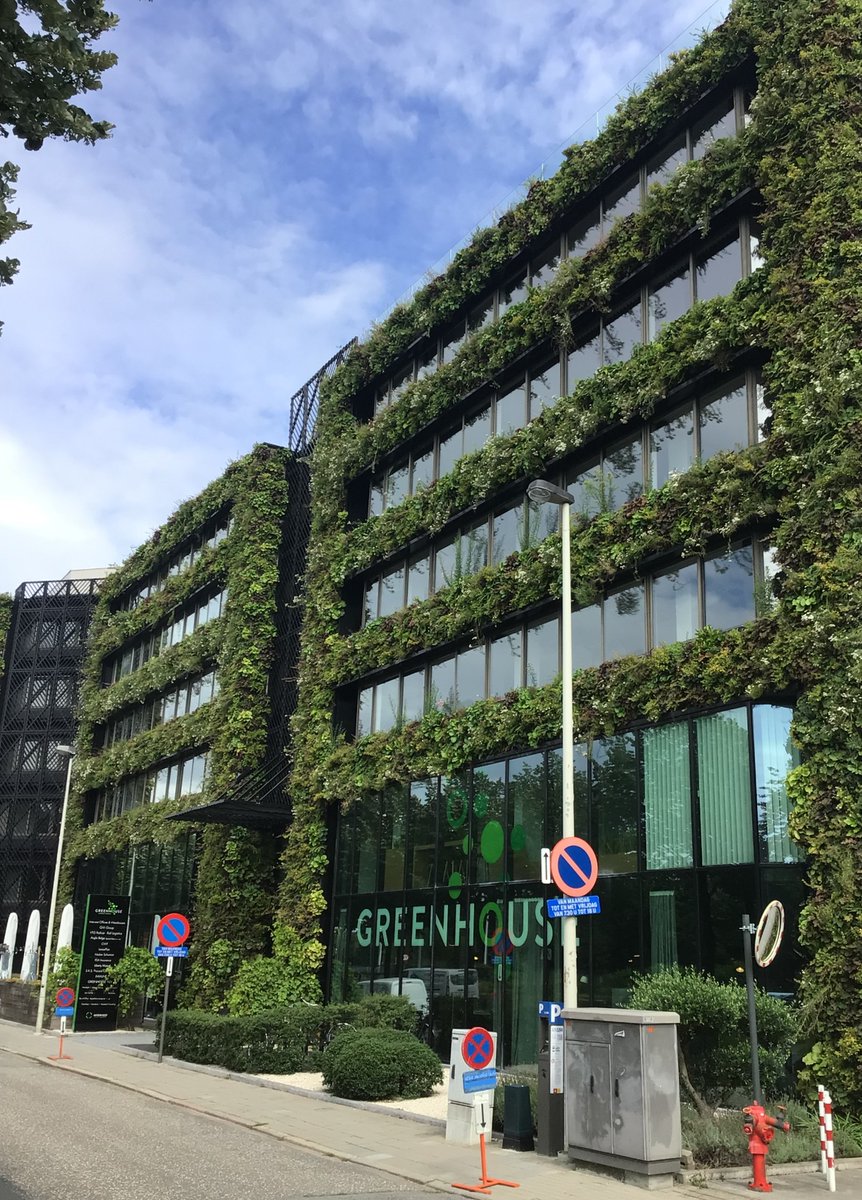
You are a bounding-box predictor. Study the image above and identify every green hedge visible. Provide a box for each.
[321,1028,442,1100]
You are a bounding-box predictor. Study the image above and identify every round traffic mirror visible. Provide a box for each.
[754,900,785,967]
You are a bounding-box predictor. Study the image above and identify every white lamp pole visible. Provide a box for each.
[35,745,75,1034]
[527,480,578,1011]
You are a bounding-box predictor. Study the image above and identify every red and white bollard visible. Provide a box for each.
[818,1085,828,1177]
[822,1088,837,1192]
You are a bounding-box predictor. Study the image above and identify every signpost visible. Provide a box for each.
[452,1026,518,1194]
[155,912,190,1064]
[741,901,786,1105]
[73,894,130,1033]
[49,987,75,1060]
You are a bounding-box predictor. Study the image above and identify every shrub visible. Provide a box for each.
[321,1028,442,1100]
[630,967,798,1114]
[682,1100,862,1168]
[163,1005,324,1073]
[226,955,322,1016]
[47,947,79,996]
[106,947,164,1019]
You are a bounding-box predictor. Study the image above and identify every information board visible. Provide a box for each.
[73,894,129,1032]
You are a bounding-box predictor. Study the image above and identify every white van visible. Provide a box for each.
[358,976,429,1014]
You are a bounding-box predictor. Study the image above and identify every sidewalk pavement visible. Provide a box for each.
[0,1019,854,1200]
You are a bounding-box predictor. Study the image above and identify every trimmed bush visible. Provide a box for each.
[162,1005,324,1073]
[321,1028,442,1100]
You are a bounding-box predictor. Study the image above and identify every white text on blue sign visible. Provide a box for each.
[463,1067,498,1093]
[154,946,189,958]
[547,895,602,918]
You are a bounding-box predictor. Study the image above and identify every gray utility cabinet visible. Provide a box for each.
[562,1007,681,1177]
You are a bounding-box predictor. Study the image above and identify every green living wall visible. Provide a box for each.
[282,0,862,1110]
[0,592,12,684]
[64,443,291,1008]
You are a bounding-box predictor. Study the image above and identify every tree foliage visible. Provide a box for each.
[1,0,119,292]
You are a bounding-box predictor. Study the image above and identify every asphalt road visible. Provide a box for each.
[0,1054,436,1200]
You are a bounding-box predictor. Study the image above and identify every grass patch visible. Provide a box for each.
[683,1101,862,1168]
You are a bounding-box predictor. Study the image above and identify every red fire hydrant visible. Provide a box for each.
[743,1104,791,1192]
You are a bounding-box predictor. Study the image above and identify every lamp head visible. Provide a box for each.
[57,745,75,757]
[526,478,574,506]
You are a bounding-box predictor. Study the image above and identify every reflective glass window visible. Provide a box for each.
[441,323,465,364]
[407,554,430,606]
[430,657,457,712]
[531,242,560,287]
[602,175,640,231]
[526,498,560,545]
[407,779,437,889]
[401,670,426,725]
[438,426,461,478]
[416,344,438,380]
[489,630,523,696]
[691,98,736,160]
[363,578,378,625]
[646,135,688,189]
[468,298,494,333]
[378,564,405,618]
[696,235,742,303]
[184,754,207,797]
[495,380,526,436]
[603,302,643,365]
[459,522,489,577]
[473,760,506,884]
[463,406,492,457]
[386,462,409,509]
[753,705,802,864]
[526,616,559,687]
[456,645,486,709]
[567,330,601,387]
[699,379,749,460]
[603,584,646,660]
[374,677,401,733]
[650,406,694,485]
[411,447,434,493]
[529,357,560,419]
[604,435,643,508]
[697,708,754,865]
[652,562,699,646]
[509,753,545,881]
[498,273,528,315]
[567,460,602,521]
[567,210,601,258]
[492,503,523,564]
[591,734,638,874]
[643,722,693,869]
[434,538,457,590]
[703,545,754,630]
[357,687,373,737]
[648,266,691,338]
[390,363,413,403]
[379,785,408,892]
[572,604,602,671]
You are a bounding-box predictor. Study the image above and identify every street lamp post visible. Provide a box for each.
[527,479,578,1011]
[35,745,75,1034]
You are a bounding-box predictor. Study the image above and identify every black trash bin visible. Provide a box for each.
[502,1083,534,1151]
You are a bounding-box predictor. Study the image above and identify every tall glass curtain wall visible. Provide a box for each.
[329,702,803,1066]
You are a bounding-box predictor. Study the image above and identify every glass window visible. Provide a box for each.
[416,344,438,380]
[430,657,457,712]
[691,98,736,160]
[498,273,527,314]
[463,406,492,457]
[378,564,405,618]
[386,462,410,509]
[183,754,207,797]
[379,785,408,892]
[363,577,379,624]
[153,766,170,803]
[567,330,601,387]
[643,722,693,869]
[603,584,646,660]
[567,460,602,521]
[531,242,560,287]
[456,645,486,709]
[374,384,390,416]
[407,554,429,606]
[473,760,506,884]
[489,630,523,696]
[603,175,640,232]
[354,796,379,893]
[401,670,426,725]
[567,210,601,258]
[468,298,494,333]
[591,734,638,874]
[572,604,602,670]
[411,447,434,493]
[374,677,401,733]
[604,436,643,508]
[652,562,699,646]
[696,708,754,865]
[407,779,437,889]
[357,687,373,737]
[646,135,688,189]
[495,380,526,436]
[509,754,545,881]
[492,504,523,564]
[441,323,465,364]
[603,302,643,365]
[390,362,413,403]
[753,705,802,864]
[438,426,461,478]
[434,538,457,590]
[459,522,489,577]
[650,406,694,485]
[648,266,691,338]
[703,545,754,630]
[529,357,560,419]
[526,498,560,545]
[526,616,559,687]
[699,379,749,460]
[696,235,742,303]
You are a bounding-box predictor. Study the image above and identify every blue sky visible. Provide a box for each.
[0,0,729,593]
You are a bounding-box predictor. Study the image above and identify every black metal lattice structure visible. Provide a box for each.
[0,578,103,960]
[288,339,357,455]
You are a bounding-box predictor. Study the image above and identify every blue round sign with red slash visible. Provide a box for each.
[55,987,75,1008]
[157,912,190,947]
[550,836,599,898]
[462,1026,495,1070]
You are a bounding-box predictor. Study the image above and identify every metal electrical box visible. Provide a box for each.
[562,1007,681,1179]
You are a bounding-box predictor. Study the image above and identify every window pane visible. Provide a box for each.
[650,406,694,486]
[379,785,408,892]
[603,302,643,365]
[699,380,749,460]
[526,499,560,545]
[434,539,456,590]
[438,427,461,478]
[703,545,754,630]
[153,767,170,803]
[473,761,506,884]
[407,779,437,889]
[603,584,646,659]
[374,677,401,733]
[386,462,409,509]
[499,273,527,314]
[489,630,523,696]
[463,406,492,457]
[374,384,390,416]
[407,555,429,605]
[401,670,426,724]
[691,98,736,160]
[184,754,206,797]
[696,708,754,865]
[441,323,465,364]
[509,753,545,881]
[646,135,688,189]
[354,795,379,894]
[529,358,560,419]
[696,236,742,303]
[459,522,489,576]
[378,564,405,618]
[492,504,522,564]
[602,175,640,231]
[591,734,638,874]
[363,577,378,624]
[456,645,486,709]
[390,363,413,404]
[411,447,434,492]
[652,562,699,646]
[648,266,690,339]
[468,298,494,333]
[526,616,559,687]
[495,380,526,436]
[567,331,601,387]
[753,705,802,864]
[357,687,373,737]
[416,344,438,380]
[603,436,643,508]
[567,210,601,258]
[430,657,457,712]
[572,604,602,670]
[531,242,560,287]
[643,723,693,869]
[567,460,602,521]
